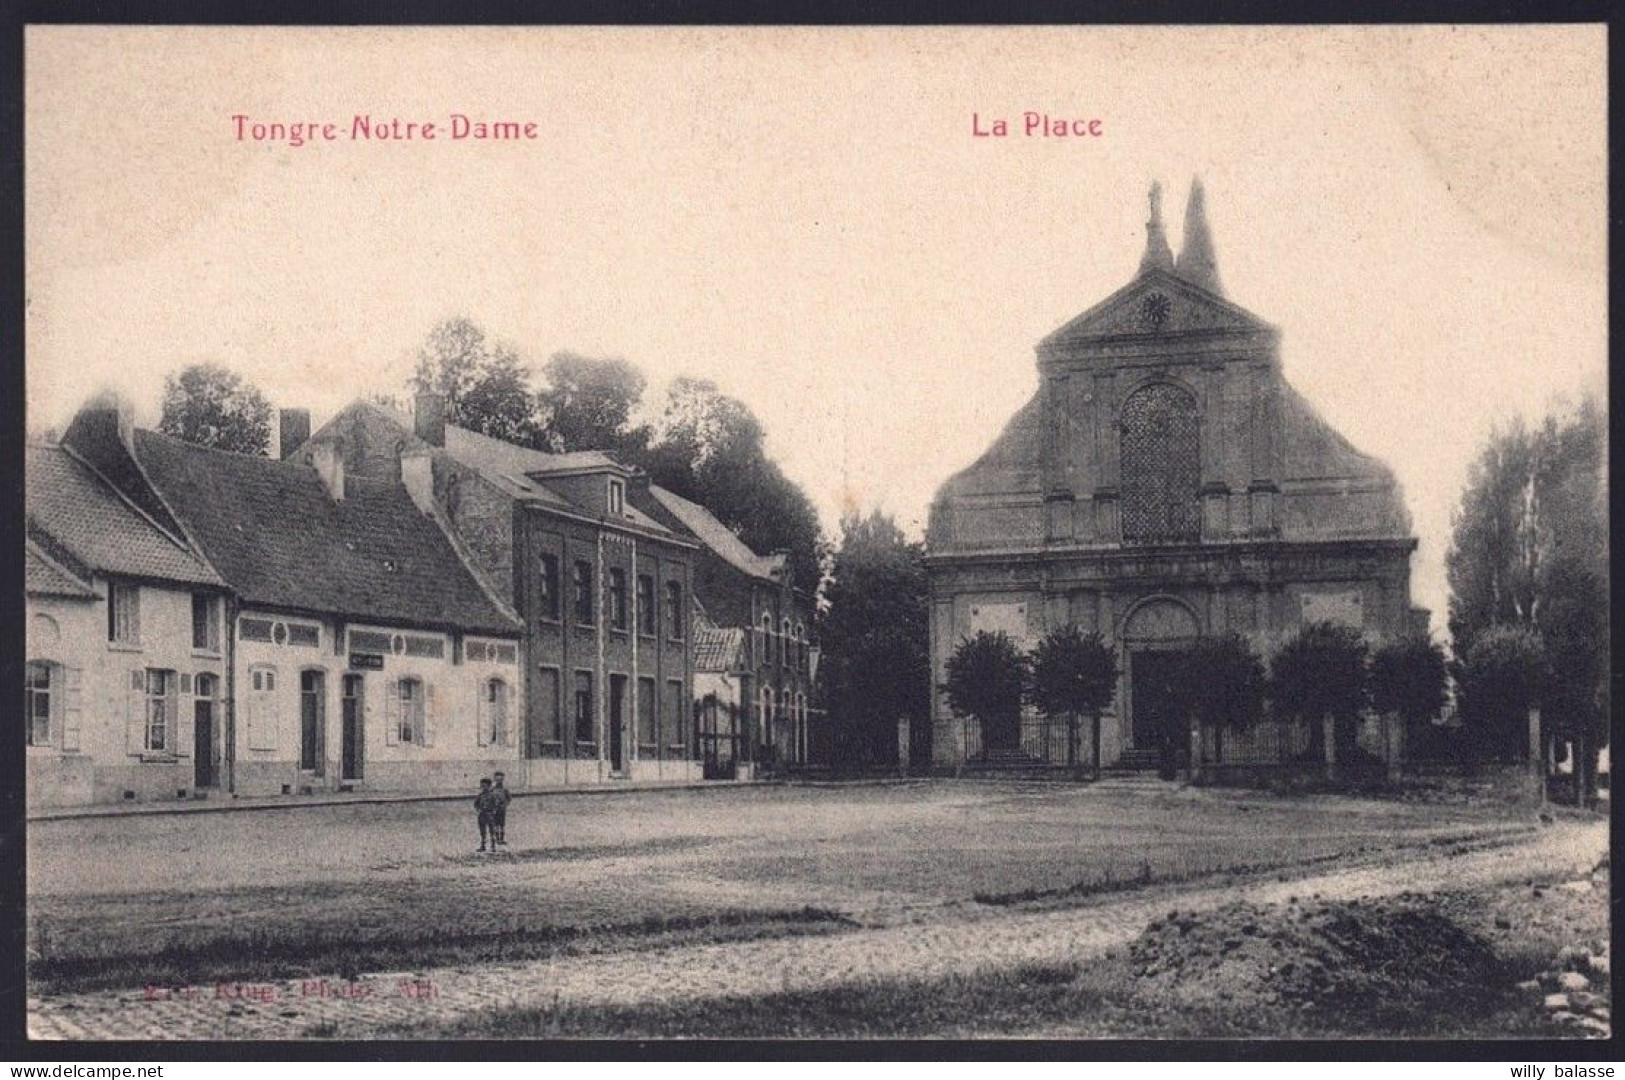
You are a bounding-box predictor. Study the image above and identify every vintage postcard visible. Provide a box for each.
[21,24,1608,1045]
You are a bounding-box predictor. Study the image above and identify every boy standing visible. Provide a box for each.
[491,771,511,847]
[474,777,496,853]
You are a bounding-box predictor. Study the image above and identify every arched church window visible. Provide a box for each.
[1120,383,1201,544]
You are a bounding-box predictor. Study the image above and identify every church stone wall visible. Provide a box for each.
[924,190,1421,770]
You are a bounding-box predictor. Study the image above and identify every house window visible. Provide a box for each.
[144,669,174,752]
[608,568,628,631]
[108,582,140,644]
[398,677,425,745]
[572,561,595,625]
[636,574,656,635]
[534,667,562,749]
[664,679,685,752]
[485,678,509,747]
[665,582,683,639]
[191,594,219,651]
[637,676,657,747]
[26,661,53,747]
[573,671,595,744]
[287,623,321,648]
[608,478,625,516]
[538,553,561,621]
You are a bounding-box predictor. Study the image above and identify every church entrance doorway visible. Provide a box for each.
[1130,650,1185,760]
[980,709,1021,754]
[1121,597,1201,774]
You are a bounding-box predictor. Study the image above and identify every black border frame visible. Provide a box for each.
[0,0,1617,1063]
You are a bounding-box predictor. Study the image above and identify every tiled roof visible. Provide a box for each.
[133,430,519,635]
[648,486,779,583]
[692,625,747,673]
[25,539,96,599]
[441,425,673,533]
[26,443,224,588]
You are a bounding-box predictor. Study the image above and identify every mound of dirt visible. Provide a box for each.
[1128,893,1501,1031]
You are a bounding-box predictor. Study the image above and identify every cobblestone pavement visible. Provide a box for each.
[28,817,1605,1040]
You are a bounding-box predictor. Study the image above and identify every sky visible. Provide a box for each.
[25,26,1607,634]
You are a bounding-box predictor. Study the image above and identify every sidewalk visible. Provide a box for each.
[26,775,936,823]
[26,778,774,823]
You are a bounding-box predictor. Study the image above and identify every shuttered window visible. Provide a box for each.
[637,676,657,748]
[665,679,686,753]
[665,582,683,639]
[573,671,594,744]
[108,582,140,644]
[534,667,562,749]
[26,661,53,747]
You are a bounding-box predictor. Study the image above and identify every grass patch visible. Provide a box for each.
[972,827,1532,908]
[29,907,856,997]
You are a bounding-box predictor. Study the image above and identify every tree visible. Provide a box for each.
[942,631,1030,759]
[1168,634,1266,767]
[411,317,542,443]
[158,363,273,455]
[817,511,931,770]
[1455,624,1549,763]
[535,352,651,457]
[1268,622,1371,765]
[1370,635,1450,758]
[1027,625,1118,774]
[1446,395,1606,792]
[459,344,543,445]
[646,376,825,597]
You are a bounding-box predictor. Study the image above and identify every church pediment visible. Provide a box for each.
[1040,269,1272,348]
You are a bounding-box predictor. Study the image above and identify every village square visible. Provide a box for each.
[22,175,1610,1040]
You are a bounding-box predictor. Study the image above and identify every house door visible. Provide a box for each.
[193,677,215,789]
[341,674,364,781]
[609,675,627,774]
[1130,650,1184,754]
[300,670,326,776]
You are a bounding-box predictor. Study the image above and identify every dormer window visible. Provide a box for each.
[608,478,625,516]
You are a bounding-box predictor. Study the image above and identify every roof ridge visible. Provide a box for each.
[25,534,93,589]
[58,441,211,566]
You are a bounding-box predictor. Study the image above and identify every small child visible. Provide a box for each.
[491,771,511,847]
[474,777,497,853]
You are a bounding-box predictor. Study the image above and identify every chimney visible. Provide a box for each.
[62,389,136,459]
[307,435,345,501]
[279,408,311,460]
[401,445,436,514]
[414,391,446,447]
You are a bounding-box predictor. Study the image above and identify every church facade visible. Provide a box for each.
[925,181,1425,770]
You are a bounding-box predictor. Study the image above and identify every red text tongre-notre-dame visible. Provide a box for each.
[231,114,540,146]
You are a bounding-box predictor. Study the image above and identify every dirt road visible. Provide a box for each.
[28,816,1605,1040]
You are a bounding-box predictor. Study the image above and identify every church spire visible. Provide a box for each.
[1138,181,1175,276]
[1175,177,1223,295]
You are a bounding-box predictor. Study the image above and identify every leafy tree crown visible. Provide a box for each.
[1027,625,1118,718]
[943,631,1030,725]
[1268,621,1371,722]
[158,363,273,456]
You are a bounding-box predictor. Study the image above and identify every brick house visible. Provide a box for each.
[633,485,819,776]
[36,392,524,805]
[926,181,1426,772]
[305,397,702,784]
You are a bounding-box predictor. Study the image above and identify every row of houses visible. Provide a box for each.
[25,392,816,807]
